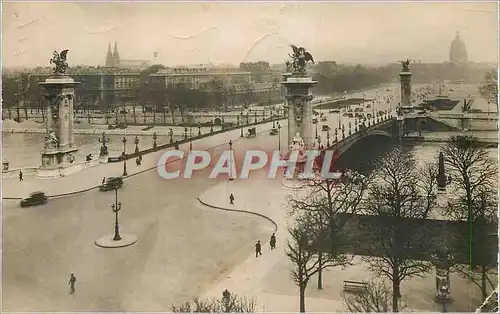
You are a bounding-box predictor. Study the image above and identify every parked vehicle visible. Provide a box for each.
[20,191,48,207]
[100,177,124,192]
[269,128,278,136]
[322,125,331,131]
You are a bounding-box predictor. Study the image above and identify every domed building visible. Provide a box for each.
[449,31,468,64]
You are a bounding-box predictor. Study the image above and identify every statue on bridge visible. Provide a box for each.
[399,58,411,72]
[287,45,315,74]
[50,49,69,75]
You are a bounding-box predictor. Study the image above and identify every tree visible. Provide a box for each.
[442,136,498,299]
[171,291,256,312]
[342,279,403,312]
[286,211,351,313]
[361,149,437,312]
[288,172,369,290]
[479,70,498,111]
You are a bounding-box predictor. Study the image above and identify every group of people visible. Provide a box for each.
[255,233,276,257]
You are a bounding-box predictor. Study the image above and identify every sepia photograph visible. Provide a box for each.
[1,1,498,312]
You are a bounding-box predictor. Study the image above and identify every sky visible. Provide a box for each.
[2,1,498,68]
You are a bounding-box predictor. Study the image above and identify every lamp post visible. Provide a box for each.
[153,132,157,148]
[98,132,109,156]
[184,127,188,140]
[198,123,201,136]
[122,136,128,176]
[348,121,352,136]
[237,114,240,127]
[169,128,173,143]
[254,112,257,123]
[342,125,345,139]
[228,140,234,181]
[335,128,338,142]
[277,122,281,151]
[272,109,276,128]
[134,136,139,153]
[111,188,122,241]
[326,130,330,147]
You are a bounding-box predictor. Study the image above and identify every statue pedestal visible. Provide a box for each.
[37,147,80,178]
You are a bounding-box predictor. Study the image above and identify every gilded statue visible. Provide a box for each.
[287,45,315,74]
[50,49,69,74]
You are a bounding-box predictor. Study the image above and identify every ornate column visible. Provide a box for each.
[399,59,413,108]
[38,50,80,177]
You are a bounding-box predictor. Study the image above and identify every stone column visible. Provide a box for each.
[399,71,413,107]
[286,95,296,146]
[301,94,314,149]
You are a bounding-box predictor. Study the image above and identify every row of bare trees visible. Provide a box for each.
[169,136,496,313]
[285,136,497,312]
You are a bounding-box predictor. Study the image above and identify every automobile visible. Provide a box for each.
[322,125,331,131]
[20,191,48,207]
[100,177,124,192]
[354,107,364,112]
[269,128,278,136]
[329,109,340,113]
[365,104,371,108]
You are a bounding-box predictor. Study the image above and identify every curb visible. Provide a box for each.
[197,196,278,233]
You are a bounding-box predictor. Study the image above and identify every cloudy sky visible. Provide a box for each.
[2,1,498,67]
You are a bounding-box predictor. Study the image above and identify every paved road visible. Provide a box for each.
[2,122,289,312]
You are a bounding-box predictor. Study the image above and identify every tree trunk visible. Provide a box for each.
[153,109,156,125]
[481,265,488,299]
[299,285,306,313]
[392,278,400,312]
[317,254,323,290]
[16,108,20,121]
[24,106,28,120]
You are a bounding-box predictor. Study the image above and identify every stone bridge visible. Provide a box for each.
[324,113,395,156]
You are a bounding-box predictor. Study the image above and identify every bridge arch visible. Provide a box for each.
[213,117,223,126]
[337,130,393,157]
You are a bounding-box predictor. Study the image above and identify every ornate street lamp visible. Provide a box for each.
[354,119,358,132]
[184,127,188,139]
[134,136,140,153]
[153,132,157,148]
[326,130,330,147]
[198,122,201,136]
[431,248,455,312]
[122,136,128,176]
[237,114,240,127]
[111,189,122,241]
[335,128,338,142]
[169,128,173,143]
[246,113,249,125]
[254,112,257,123]
[342,125,345,139]
[277,122,281,151]
[98,132,109,157]
[228,140,234,181]
[348,121,352,136]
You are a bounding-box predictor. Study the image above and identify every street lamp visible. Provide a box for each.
[272,109,276,128]
[314,118,318,139]
[111,188,122,241]
[326,130,330,147]
[153,132,157,148]
[254,112,257,123]
[342,125,345,139]
[348,121,352,136]
[277,122,281,151]
[169,128,173,143]
[335,128,338,142]
[198,122,201,136]
[184,127,188,140]
[98,132,109,157]
[134,136,140,153]
[228,140,234,181]
[122,136,128,176]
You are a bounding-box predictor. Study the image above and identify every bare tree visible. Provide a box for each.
[342,279,403,312]
[442,136,498,300]
[287,173,369,289]
[361,148,436,312]
[171,291,256,313]
[479,70,498,111]
[286,212,351,313]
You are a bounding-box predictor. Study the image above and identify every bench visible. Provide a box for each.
[343,280,368,293]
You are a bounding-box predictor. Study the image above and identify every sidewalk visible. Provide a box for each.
[2,121,279,199]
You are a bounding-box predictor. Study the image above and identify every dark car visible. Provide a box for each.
[100,177,124,191]
[20,191,48,207]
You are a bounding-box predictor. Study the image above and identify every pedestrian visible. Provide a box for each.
[255,240,262,258]
[270,233,276,250]
[19,170,23,182]
[136,157,141,166]
[229,193,234,205]
[68,273,76,295]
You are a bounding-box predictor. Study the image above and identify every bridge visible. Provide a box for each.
[403,134,498,148]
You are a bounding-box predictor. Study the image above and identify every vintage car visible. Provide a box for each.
[100,177,124,192]
[20,191,48,207]
[322,125,331,131]
[269,128,278,136]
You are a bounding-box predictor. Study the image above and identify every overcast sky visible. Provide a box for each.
[2,1,498,67]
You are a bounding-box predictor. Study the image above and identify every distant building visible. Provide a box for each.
[105,41,150,70]
[449,31,468,64]
[239,61,282,84]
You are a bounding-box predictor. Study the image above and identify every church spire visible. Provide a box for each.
[105,41,113,67]
[112,41,120,67]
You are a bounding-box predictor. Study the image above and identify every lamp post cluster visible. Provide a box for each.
[98,132,109,157]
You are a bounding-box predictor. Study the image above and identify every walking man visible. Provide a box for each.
[255,240,262,258]
[229,193,235,205]
[270,233,276,250]
[68,273,76,295]
[19,170,23,182]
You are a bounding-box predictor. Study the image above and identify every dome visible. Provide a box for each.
[449,31,467,63]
